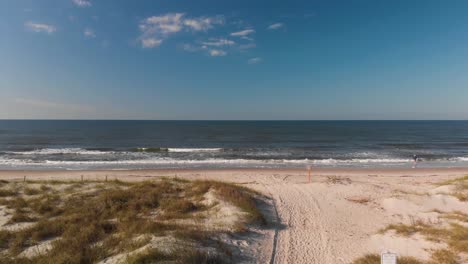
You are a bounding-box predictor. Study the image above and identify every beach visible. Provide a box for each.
[1,167,467,263]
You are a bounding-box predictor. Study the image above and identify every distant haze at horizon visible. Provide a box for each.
[1,0,468,120]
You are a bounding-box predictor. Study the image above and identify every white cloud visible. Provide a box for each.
[138,13,224,48]
[201,38,235,47]
[183,16,224,31]
[84,28,95,38]
[268,23,284,30]
[209,49,226,56]
[24,21,56,34]
[230,29,255,37]
[248,57,262,64]
[142,38,162,48]
[142,13,185,35]
[72,0,91,7]
[240,36,254,41]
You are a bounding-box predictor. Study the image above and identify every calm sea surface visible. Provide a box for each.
[0,120,467,170]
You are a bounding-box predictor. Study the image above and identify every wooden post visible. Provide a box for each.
[307,166,311,183]
[81,175,83,182]
[105,175,108,182]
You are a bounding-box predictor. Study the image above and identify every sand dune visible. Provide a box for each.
[0,167,467,263]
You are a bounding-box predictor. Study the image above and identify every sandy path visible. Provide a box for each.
[239,169,467,264]
[0,168,467,263]
[252,173,384,264]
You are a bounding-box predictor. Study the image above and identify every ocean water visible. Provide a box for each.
[0,120,467,170]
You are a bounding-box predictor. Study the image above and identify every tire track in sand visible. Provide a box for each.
[260,175,334,264]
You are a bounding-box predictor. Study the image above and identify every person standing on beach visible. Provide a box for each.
[412,154,419,168]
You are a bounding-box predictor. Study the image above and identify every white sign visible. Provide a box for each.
[381,252,397,264]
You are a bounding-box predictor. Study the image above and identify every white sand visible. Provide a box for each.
[0,167,467,263]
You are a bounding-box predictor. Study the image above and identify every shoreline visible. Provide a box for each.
[0,166,467,179]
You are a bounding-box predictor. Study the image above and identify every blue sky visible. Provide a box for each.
[0,0,467,120]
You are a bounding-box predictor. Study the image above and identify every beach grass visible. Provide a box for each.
[352,249,460,264]
[0,179,265,263]
[376,211,467,263]
[352,254,424,264]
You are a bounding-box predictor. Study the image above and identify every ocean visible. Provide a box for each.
[0,120,467,170]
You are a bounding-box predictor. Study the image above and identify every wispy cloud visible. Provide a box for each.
[183,16,223,31]
[84,28,95,38]
[201,38,235,47]
[24,21,56,34]
[72,0,91,7]
[142,38,162,48]
[248,57,262,64]
[138,13,224,48]
[268,23,284,30]
[230,29,255,37]
[209,49,226,57]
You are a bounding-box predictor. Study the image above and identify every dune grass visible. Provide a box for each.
[352,254,424,264]
[191,180,266,226]
[326,176,352,185]
[0,179,265,264]
[124,247,224,264]
[352,249,460,264]
[381,221,467,253]
[437,175,468,186]
[366,176,468,262]
[376,212,467,263]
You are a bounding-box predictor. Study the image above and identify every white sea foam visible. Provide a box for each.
[0,157,424,166]
[1,156,467,168]
[10,148,111,155]
[167,148,222,152]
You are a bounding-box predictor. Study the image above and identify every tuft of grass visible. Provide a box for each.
[6,197,28,210]
[453,192,467,201]
[125,248,225,264]
[346,196,371,204]
[381,219,468,258]
[428,249,459,264]
[0,189,17,197]
[352,254,380,264]
[437,175,468,186]
[29,194,63,216]
[40,185,52,192]
[8,210,37,223]
[159,199,199,220]
[327,176,352,185]
[352,254,424,264]
[192,180,266,226]
[0,230,12,249]
[24,187,41,196]
[433,210,468,223]
[437,175,468,202]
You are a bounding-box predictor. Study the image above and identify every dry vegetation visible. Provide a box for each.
[353,175,468,264]
[352,250,461,264]
[345,196,371,204]
[326,176,352,185]
[0,178,265,264]
[439,175,468,202]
